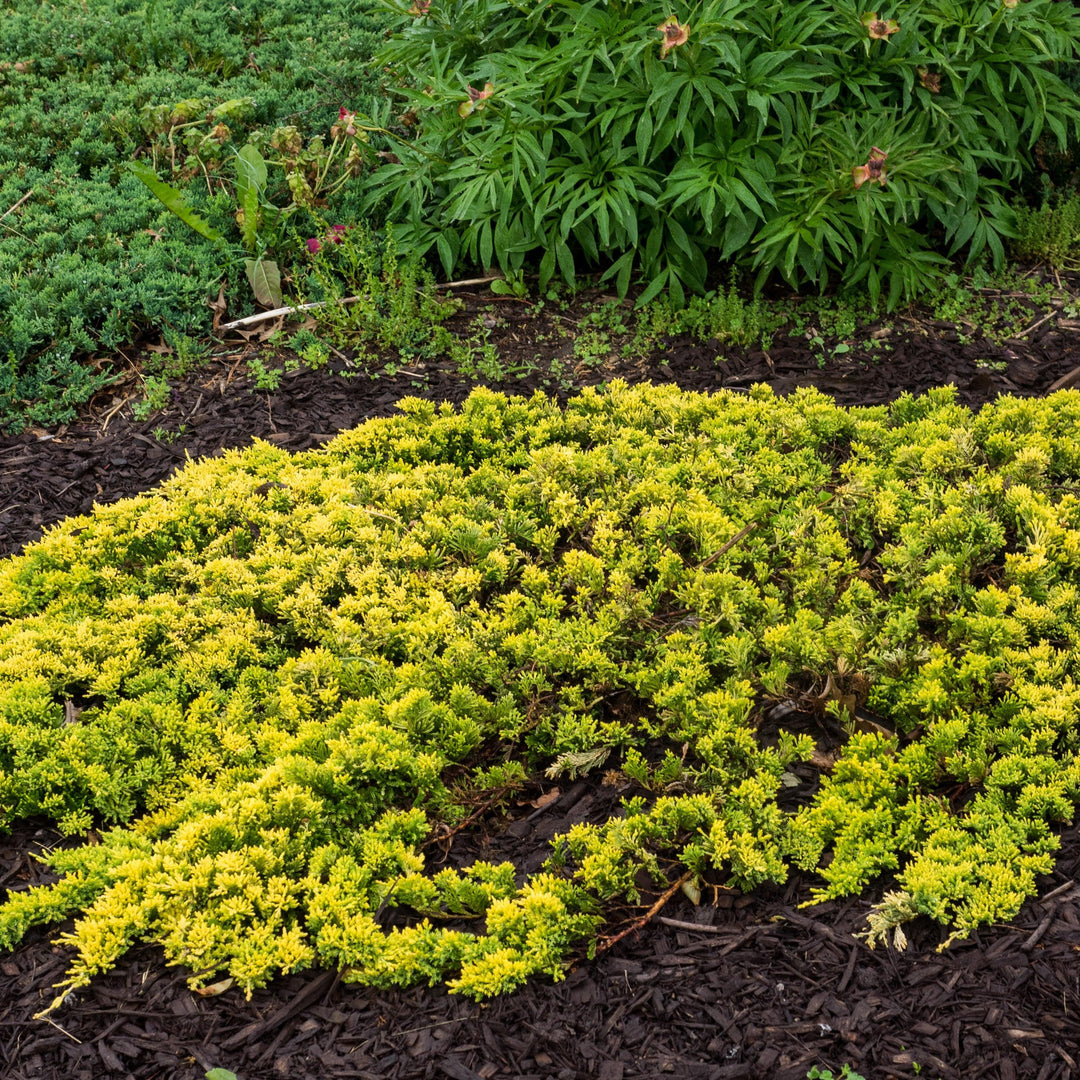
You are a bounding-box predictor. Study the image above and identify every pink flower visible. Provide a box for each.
[332,107,358,139]
[656,16,690,59]
[306,225,351,254]
[853,146,888,189]
[408,0,430,13]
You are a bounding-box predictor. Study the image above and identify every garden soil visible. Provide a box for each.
[1,283,1080,1080]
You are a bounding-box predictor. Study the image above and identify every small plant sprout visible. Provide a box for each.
[656,16,690,59]
[807,1066,867,1080]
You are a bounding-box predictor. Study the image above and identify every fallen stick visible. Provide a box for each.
[0,189,32,222]
[594,871,693,956]
[656,915,732,933]
[1016,309,1058,338]
[219,275,504,331]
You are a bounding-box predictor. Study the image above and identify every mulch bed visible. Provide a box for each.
[5,283,1080,558]
[1,284,1080,1079]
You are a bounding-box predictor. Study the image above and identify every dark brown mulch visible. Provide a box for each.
[4,284,1080,558]
[0,797,1077,1080]
[2,284,1080,1080]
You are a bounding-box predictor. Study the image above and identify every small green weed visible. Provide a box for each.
[301,226,458,363]
[245,355,281,391]
[634,281,773,354]
[145,333,207,381]
[1013,191,1080,269]
[930,271,1059,344]
[152,424,186,443]
[287,328,331,371]
[450,318,503,380]
[807,1066,867,1080]
[572,329,612,369]
[132,375,171,421]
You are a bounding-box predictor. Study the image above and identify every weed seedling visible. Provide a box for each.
[245,355,281,391]
[807,1066,867,1080]
[132,375,170,421]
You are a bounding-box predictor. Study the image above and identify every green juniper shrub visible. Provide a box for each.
[357,0,1080,308]
[2,384,1080,1004]
[0,0,383,432]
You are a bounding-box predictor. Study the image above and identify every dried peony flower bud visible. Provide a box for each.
[656,16,690,59]
[862,12,900,38]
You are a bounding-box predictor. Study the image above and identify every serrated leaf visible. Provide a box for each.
[128,161,225,245]
[245,258,282,308]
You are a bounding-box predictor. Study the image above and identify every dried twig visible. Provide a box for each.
[595,871,693,956]
[1040,878,1079,902]
[696,521,760,570]
[33,1013,82,1042]
[0,189,33,221]
[1015,309,1058,338]
[656,916,732,933]
[100,393,136,433]
[219,275,504,331]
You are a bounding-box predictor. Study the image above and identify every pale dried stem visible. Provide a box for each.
[0,189,33,221]
[219,276,504,331]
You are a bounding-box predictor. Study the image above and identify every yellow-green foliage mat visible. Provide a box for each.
[1,382,1078,1007]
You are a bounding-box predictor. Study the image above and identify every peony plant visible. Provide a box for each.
[354,0,1080,307]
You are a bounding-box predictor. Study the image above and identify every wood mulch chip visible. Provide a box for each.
[1,283,1079,1078]
[0,810,1076,1080]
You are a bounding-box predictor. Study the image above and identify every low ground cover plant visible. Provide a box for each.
[0,0,383,430]
[1,382,1079,1005]
[5,0,1080,435]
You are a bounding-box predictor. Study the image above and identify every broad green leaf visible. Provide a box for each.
[555,237,575,284]
[635,109,654,166]
[245,258,282,308]
[635,266,669,306]
[538,244,556,291]
[436,232,455,279]
[479,220,494,271]
[235,145,268,255]
[127,161,225,245]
